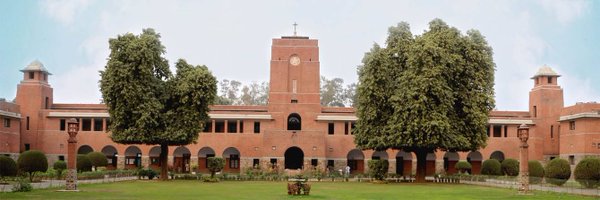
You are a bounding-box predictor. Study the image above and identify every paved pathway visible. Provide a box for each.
[1,176,137,192]
[462,179,600,197]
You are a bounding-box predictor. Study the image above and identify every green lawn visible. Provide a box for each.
[0,181,594,200]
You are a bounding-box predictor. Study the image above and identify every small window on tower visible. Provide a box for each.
[59,119,66,131]
[548,77,553,84]
[3,118,9,128]
[29,72,34,79]
[569,121,576,130]
[328,123,334,135]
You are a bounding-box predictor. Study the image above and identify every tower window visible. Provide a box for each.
[292,79,297,94]
[29,72,34,79]
[287,113,301,130]
[533,106,537,118]
[328,123,334,135]
[550,125,554,138]
[26,116,30,130]
[45,97,49,109]
[548,77,553,84]
[239,121,244,133]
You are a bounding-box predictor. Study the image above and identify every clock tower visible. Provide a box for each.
[268,35,320,107]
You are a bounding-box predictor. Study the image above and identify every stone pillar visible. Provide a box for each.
[65,118,79,191]
[518,124,530,194]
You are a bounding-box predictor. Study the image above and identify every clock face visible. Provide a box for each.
[290,56,300,66]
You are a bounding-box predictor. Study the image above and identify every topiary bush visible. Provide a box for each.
[455,161,472,174]
[528,160,544,184]
[207,157,225,179]
[574,157,600,188]
[545,158,571,186]
[77,154,93,172]
[17,150,48,182]
[368,159,389,181]
[87,152,108,171]
[0,155,18,182]
[501,159,519,176]
[481,159,502,176]
[53,160,67,179]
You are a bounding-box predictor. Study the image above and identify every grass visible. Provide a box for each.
[0,180,595,200]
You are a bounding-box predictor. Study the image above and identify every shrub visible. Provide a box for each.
[454,161,472,174]
[481,159,502,176]
[77,154,93,172]
[574,157,600,188]
[12,178,32,192]
[501,159,519,176]
[53,160,67,179]
[545,158,571,186]
[0,155,18,181]
[528,160,544,184]
[17,150,48,182]
[207,157,225,178]
[147,169,158,180]
[87,152,108,171]
[368,159,389,181]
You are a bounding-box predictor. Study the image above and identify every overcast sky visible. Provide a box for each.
[1,0,599,111]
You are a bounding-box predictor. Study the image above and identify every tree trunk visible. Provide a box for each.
[160,144,169,181]
[415,149,428,183]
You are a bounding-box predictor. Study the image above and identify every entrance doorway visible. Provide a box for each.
[284,147,304,169]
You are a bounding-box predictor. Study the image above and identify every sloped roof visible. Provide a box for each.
[20,60,51,74]
[531,65,559,79]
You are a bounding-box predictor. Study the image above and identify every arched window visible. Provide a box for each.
[287,113,301,130]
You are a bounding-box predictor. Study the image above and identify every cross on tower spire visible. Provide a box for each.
[293,22,298,36]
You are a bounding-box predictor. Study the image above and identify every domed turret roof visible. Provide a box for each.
[531,65,559,79]
[20,60,51,75]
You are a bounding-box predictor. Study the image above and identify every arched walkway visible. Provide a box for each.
[426,153,436,176]
[396,151,412,176]
[173,146,191,173]
[148,146,161,169]
[223,147,240,173]
[287,113,301,130]
[467,151,483,174]
[371,151,388,160]
[347,149,365,174]
[198,147,215,173]
[124,146,142,169]
[490,151,505,162]
[284,146,304,170]
[101,145,118,169]
[443,152,460,174]
[77,145,93,155]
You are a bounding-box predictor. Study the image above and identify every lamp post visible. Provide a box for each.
[66,118,79,191]
[518,123,530,194]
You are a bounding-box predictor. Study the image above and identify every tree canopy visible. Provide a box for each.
[99,28,217,180]
[354,19,495,182]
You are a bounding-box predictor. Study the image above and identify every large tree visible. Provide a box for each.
[100,29,217,180]
[354,19,495,182]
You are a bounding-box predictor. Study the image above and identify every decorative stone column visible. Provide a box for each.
[66,118,79,191]
[518,124,530,194]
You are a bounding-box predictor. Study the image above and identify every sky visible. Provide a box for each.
[0,0,599,111]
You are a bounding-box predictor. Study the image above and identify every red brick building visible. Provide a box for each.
[2,35,599,175]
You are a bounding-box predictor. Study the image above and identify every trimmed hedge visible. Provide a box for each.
[481,159,502,176]
[368,159,389,181]
[77,154,93,172]
[0,155,18,179]
[528,160,544,184]
[207,157,225,178]
[574,157,600,188]
[545,158,571,186]
[17,150,48,182]
[501,159,519,176]
[53,160,67,179]
[454,161,472,174]
[87,152,108,170]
